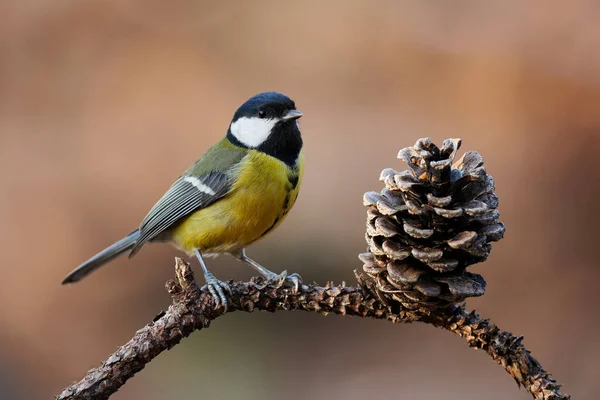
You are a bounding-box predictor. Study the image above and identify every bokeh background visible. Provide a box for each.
[1,1,599,399]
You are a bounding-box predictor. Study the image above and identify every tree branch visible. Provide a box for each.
[56,259,570,400]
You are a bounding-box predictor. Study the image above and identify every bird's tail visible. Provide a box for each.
[61,230,141,284]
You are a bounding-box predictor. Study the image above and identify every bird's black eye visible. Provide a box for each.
[258,109,267,118]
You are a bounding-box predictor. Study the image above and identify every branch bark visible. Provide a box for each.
[56,259,570,400]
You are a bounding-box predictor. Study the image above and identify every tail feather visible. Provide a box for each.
[62,230,141,284]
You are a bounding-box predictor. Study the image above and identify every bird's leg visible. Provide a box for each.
[195,249,231,310]
[236,249,302,292]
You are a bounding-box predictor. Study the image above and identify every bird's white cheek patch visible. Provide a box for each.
[230,117,277,148]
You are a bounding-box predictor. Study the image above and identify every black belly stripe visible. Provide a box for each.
[260,217,280,238]
[260,190,292,237]
[282,192,291,212]
[281,173,298,217]
[288,174,299,189]
[260,168,299,238]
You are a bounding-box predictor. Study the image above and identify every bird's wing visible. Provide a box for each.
[129,170,232,256]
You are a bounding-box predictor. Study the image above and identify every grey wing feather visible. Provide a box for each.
[129,171,231,256]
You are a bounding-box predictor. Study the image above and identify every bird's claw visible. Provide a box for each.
[201,272,231,311]
[285,272,303,293]
[256,270,303,293]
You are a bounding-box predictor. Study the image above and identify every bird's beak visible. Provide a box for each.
[282,109,303,121]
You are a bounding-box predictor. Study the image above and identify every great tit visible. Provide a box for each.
[62,92,304,309]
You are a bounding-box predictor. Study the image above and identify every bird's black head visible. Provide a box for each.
[227,92,303,167]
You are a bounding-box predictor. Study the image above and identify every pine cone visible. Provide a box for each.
[360,138,505,309]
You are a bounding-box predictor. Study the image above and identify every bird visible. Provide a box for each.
[62,92,304,309]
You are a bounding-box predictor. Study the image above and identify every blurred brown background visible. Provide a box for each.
[1,1,599,399]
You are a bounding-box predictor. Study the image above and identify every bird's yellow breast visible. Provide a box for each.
[170,150,303,255]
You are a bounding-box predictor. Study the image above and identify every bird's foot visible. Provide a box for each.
[256,270,303,293]
[201,272,232,311]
